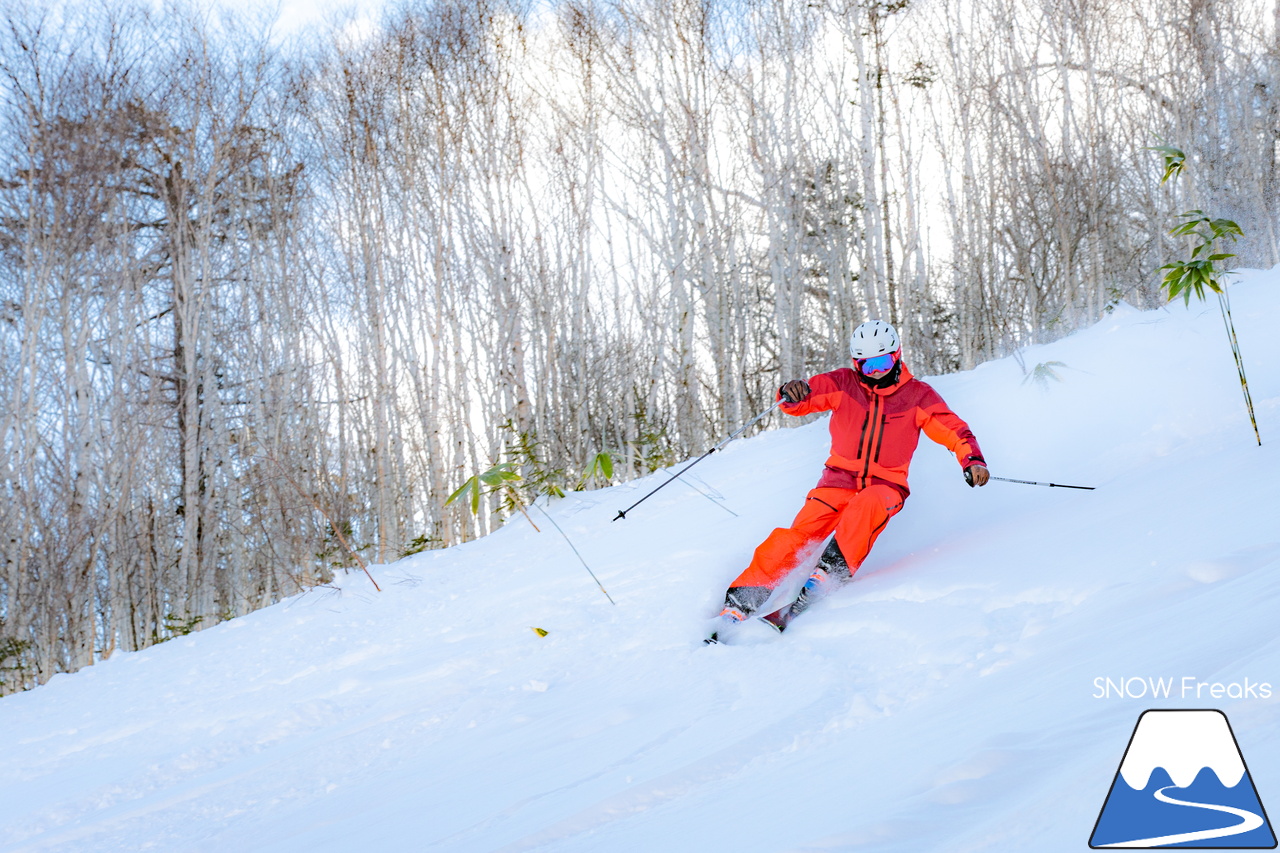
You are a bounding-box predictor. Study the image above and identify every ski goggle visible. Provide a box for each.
[856,351,898,375]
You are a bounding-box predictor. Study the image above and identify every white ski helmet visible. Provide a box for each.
[849,320,900,359]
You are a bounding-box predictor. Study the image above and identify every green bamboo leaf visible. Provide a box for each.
[574,451,616,491]
[479,462,519,486]
[445,475,479,508]
[1210,218,1243,238]
[1023,360,1068,388]
[446,476,484,515]
[1146,144,1185,183]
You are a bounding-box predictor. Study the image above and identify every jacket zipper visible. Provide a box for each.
[872,410,889,463]
[860,395,882,488]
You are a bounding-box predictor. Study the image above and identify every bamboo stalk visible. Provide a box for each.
[532,501,614,606]
[1216,288,1261,446]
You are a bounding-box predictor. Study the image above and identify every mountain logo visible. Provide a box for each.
[1090,709,1277,848]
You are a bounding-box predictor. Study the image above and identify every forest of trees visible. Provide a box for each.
[2,0,1277,692]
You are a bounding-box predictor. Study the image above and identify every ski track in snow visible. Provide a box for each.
[3,272,1280,852]
[1099,785,1265,848]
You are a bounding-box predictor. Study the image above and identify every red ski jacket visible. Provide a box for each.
[778,362,984,498]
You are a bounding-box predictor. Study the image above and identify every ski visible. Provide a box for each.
[760,592,809,633]
[760,565,837,633]
[760,604,794,633]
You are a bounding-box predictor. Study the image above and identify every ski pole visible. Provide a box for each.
[981,473,1095,490]
[613,400,782,521]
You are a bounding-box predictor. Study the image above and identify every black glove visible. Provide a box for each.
[779,380,811,404]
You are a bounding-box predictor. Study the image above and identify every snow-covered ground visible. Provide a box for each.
[3,271,1280,852]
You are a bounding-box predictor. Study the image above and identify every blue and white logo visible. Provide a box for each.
[1091,709,1276,848]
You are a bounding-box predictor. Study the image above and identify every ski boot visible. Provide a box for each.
[704,587,769,644]
[704,606,746,645]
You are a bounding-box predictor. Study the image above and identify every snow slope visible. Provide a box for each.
[3,271,1280,853]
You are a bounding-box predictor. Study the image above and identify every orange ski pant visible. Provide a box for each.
[729,485,905,590]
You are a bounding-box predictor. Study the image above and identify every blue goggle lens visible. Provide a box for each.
[857,352,897,375]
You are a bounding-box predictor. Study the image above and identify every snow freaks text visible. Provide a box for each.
[1093,677,1273,701]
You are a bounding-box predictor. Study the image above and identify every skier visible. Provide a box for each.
[708,320,989,641]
